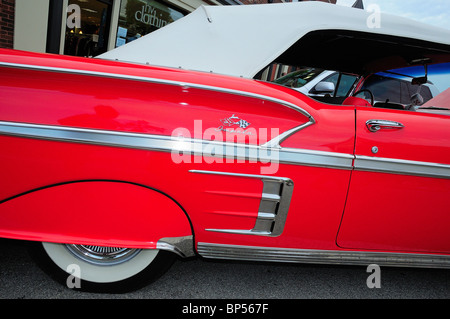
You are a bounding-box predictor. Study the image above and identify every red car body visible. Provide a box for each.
[1,48,449,257]
[1,3,450,291]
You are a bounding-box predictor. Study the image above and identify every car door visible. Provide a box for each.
[337,106,450,254]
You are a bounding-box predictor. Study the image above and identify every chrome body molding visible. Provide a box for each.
[278,146,353,169]
[197,243,450,269]
[262,121,315,149]
[0,121,353,170]
[0,61,314,147]
[190,170,294,237]
[0,121,449,179]
[156,235,195,258]
[354,155,450,179]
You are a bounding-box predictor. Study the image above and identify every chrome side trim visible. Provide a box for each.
[0,121,354,170]
[354,155,450,179]
[2,121,448,179]
[262,121,315,148]
[0,120,178,151]
[278,147,354,169]
[190,170,294,237]
[0,61,314,148]
[156,235,195,258]
[197,243,450,269]
[188,170,291,181]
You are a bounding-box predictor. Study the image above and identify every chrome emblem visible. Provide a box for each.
[221,114,251,129]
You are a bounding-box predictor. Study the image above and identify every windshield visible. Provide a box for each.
[359,63,450,106]
[381,63,450,93]
[274,68,324,88]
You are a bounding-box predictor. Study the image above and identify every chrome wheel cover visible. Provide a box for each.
[65,244,141,266]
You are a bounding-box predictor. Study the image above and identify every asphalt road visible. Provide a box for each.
[0,238,449,300]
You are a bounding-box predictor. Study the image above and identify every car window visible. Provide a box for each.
[321,72,339,88]
[360,75,401,104]
[337,74,358,97]
[410,83,433,103]
[421,86,433,102]
[318,73,358,97]
[274,68,324,88]
[400,81,410,104]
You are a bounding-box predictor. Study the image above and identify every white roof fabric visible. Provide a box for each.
[98,2,450,78]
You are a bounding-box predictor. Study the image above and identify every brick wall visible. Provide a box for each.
[0,0,15,49]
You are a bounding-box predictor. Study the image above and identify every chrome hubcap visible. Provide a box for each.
[65,244,141,266]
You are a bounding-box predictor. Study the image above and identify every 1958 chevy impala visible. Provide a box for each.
[1,2,449,292]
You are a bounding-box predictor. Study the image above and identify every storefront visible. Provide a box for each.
[63,0,189,57]
[13,0,225,57]
[116,0,186,48]
[62,0,188,57]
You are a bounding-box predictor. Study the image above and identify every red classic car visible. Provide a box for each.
[1,2,450,292]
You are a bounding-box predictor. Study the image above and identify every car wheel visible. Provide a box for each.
[30,242,177,293]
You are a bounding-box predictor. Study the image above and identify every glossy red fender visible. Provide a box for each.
[0,180,192,249]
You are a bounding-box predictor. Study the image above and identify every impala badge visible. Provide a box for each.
[220,114,251,129]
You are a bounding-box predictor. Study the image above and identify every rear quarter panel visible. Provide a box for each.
[0,49,354,251]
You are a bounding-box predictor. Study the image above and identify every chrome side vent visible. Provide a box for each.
[252,178,293,236]
[189,170,294,237]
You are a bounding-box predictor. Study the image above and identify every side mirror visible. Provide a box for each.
[313,81,335,94]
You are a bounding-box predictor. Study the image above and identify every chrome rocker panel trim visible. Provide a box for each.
[197,243,450,269]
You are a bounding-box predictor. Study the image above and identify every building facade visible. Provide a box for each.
[2,0,338,56]
[4,0,231,56]
[0,0,15,49]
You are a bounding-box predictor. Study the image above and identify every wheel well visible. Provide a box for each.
[0,180,194,250]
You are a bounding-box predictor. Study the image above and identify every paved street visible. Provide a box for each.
[0,238,449,300]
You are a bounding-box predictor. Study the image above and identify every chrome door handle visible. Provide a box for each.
[366,120,404,132]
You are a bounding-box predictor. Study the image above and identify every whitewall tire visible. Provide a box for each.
[30,242,177,293]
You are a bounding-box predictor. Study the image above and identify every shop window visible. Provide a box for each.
[64,0,112,57]
[116,0,185,47]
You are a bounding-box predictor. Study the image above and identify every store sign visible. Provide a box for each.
[135,4,169,29]
[117,0,184,48]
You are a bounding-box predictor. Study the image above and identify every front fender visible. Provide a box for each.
[0,180,194,256]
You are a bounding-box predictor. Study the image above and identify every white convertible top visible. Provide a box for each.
[99,2,450,78]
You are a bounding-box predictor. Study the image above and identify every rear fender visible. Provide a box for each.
[0,180,194,257]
